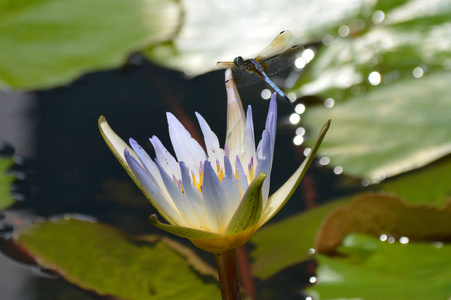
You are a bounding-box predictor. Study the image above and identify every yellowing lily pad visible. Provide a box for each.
[0,0,181,90]
[13,219,220,299]
[315,193,451,254]
[308,234,451,300]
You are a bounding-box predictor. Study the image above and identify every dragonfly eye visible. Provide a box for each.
[233,56,244,66]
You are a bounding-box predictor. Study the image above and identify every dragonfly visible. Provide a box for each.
[217,30,304,104]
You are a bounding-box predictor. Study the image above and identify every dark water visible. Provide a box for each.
[0,58,361,299]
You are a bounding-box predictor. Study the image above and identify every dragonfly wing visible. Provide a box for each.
[216,61,236,68]
[255,30,292,61]
[231,67,263,87]
[260,44,305,75]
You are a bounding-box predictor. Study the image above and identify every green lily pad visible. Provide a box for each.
[380,156,451,208]
[308,234,451,300]
[0,0,181,90]
[294,0,451,98]
[250,198,351,280]
[13,219,220,299]
[315,193,451,254]
[0,158,15,210]
[144,0,374,76]
[250,153,451,280]
[302,71,451,182]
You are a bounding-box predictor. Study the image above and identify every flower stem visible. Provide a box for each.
[215,248,241,300]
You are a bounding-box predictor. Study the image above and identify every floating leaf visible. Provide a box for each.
[144,0,374,76]
[13,219,220,299]
[0,0,181,90]
[315,193,451,254]
[250,198,351,280]
[0,158,15,210]
[302,71,451,181]
[380,156,451,208]
[308,234,451,300]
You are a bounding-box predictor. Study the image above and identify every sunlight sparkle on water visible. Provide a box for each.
[322,35,334,46]
[368,71,381,85]
[319,157,330,166]
[302,49,315,62]
[413,67,424,78]
[260,89,272,100]
[309,276,317,284]
[289,113,301,125]
[293,135,304,145]
[304,148,312,156]
[308,248,316,255]
[295,103,306,114]
[372,10,385,24]
[380,234,388,242]
[399,237,409,244]
[388,236,395,244]
[333,166,343,174]
[324,98,335,108]
[306,297,313,300]
[338,25,350,37]
[295,127,306,136]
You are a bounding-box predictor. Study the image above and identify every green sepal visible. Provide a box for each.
[150,214,224,240]
[225,173,266,236]
[258,119,331,226]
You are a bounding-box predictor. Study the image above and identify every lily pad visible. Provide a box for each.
[0,0,181,90]
[302,71,451,182]
[380,156,451,208]
[144,0,374,76]
[315,193,451,254]
[0,158,15,210]
[13,218,220,299]
[308,234,451,300]
[250,198,351,280]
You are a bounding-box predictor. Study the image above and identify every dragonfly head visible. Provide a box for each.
[233,56,244,66]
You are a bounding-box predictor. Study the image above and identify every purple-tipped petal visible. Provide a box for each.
[235,155,249,196]
[154,159,202,228]
[149,135,180,179]
[222,156,241,215]
[124,149,186,226]
[179,162,209,231]
[201,161,228,232]
[167,112,206,179]
[255,130,272,206]
[195,112,225,166]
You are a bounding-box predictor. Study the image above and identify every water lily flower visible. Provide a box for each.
[99,70,330,254]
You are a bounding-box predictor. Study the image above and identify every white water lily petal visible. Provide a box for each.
[235,155,249,196]
[255,130,272,206]
[179,162,209,231]
[129,138,165,190]
[201,161,228,232]
[154,159,201,228]
[124,149,186,227]
[195,112,225,168]
[221,156,241,215]
[149,135,180,179]
[265,94,277,170]
[225,69,246,162]
[241,106,256,178]
[167,112,207,179]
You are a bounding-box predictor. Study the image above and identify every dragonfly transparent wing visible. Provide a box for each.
[231,67,263,87]
[216,61,263,87]
[259,44,305,75]
[254,31,292,61]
